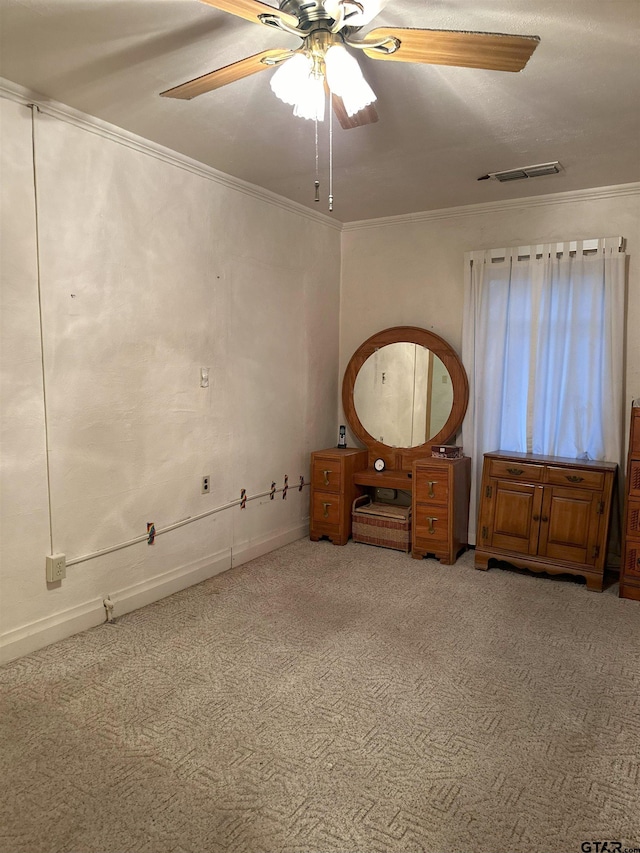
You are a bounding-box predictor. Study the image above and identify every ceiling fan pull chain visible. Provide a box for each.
[328,91,334,212]
[314,117,320,203]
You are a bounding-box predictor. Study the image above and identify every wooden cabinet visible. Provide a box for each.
[309,448,368,545]
[412,456,471,564]
[620,406,640,600]
[476,451,617,591]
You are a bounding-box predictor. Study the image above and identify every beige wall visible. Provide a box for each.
[2,85,638,663]
[340,186,640,448]
[0,97,341,662]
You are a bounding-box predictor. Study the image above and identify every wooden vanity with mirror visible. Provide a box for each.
[310,326,471,564]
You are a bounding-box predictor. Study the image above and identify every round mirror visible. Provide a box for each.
[353,342,454,447]
[343,327,468,464]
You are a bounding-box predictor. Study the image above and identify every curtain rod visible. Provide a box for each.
[483,236,625,263]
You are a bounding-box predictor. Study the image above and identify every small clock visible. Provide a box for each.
[373,458,386,472]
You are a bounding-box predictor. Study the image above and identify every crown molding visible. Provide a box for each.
[3,78,638,235]
[0,78,341,232]
[343,182,640,232]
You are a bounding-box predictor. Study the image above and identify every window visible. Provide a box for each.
[461,238,626,542]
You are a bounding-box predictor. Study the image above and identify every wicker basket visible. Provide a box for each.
[352,496,412,553]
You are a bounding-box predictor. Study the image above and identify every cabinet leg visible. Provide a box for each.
[585,574,604,592]
[474,552,490,571]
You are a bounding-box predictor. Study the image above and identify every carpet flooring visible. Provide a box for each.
[1,539,639,853]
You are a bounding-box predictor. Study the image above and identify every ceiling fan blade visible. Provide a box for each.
[332,94,379,129]
[160,49,294,99]
[361,28,540,72]
[199,0,299,28]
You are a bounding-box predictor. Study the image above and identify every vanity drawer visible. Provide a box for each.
[414,504,449,544]
[311,491,342,527]
[629,460,640,498]
[623,542,640,579]
[631,408,640,455]
[546,466,604,491]
[312,457,343,492]
[626,499,640,537]
[414,470,450,504]
[489,459,543,482]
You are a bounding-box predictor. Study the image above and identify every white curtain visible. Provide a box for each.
[461,237,626,543]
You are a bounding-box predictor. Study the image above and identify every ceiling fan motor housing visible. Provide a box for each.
[279,0,337,29]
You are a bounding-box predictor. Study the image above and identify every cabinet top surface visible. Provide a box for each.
[413,456,469,467]
[485,450,617,472]
[313,447,368,457]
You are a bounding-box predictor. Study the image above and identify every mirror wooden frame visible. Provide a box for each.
[342,326,469,469]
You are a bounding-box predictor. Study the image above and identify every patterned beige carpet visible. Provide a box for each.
[1,539,639,853]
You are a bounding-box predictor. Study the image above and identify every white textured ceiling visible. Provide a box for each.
[1,0,639,222]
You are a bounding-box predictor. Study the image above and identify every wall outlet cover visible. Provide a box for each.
[46,554,66,582]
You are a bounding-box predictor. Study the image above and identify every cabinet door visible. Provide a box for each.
[538,486,602,565]
[486,479,543,555]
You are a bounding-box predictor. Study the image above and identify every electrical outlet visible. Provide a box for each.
[46,553,66,582]
[201,475,211,494]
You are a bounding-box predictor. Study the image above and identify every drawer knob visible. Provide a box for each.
[565,475,584,483]
[322,469,332,486]
[425,516,438,535]
[427,480,438,498]
[507,467,524,475]
[322,501,331,518]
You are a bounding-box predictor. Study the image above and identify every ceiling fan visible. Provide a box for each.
[160,0,540,129]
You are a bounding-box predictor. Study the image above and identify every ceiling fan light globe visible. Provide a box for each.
[340,79,376,116]
[325,44,376,115]
[270,53,325,120]
[270,53,312,105]
[293,74,326,120]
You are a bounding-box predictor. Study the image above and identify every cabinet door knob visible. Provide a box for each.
[427,480,438,498]
[541,515,548,523]
[533,514,540,521]
[507,467,524,475]
[322,469,332,486]
[322,502,331,518]
[425,516,438,535]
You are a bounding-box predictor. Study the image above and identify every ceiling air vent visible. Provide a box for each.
[478,162,563,182]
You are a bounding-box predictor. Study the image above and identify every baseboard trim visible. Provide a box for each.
[0,549,232,665]
[0,525,309,665]
[0,597,105,665]
[232,522,309,568]
[108,548,232,620]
